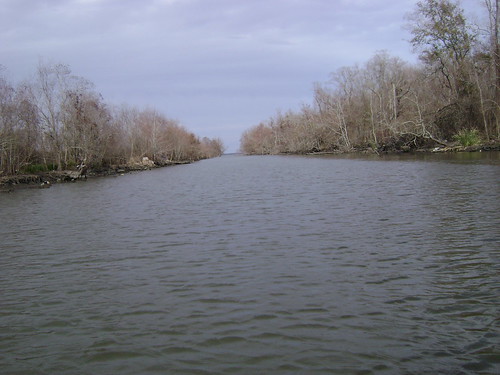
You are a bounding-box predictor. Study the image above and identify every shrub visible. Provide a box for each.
[21,163,58,173]
[22,164,47,173]
[453,128,482,147]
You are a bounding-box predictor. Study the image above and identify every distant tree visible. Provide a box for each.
[0,75,40,174]
[0,74,18,174]
[160,121,193,161]
[113,105,140,163]
[363,52,411,143]
[481,0,500,137]
[13,83,40,169]
[328,65,367,146]
[407,0,479,137]
[240,123,275,154]
[34,62,94,170]
[408,0,475,96]
[200,137,225,158]
[313,85,352,150]
[62,89,112,167]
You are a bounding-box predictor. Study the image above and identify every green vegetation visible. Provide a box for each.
[453,128,482,147]
[21,164,58,174]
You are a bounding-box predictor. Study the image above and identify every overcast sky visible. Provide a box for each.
[0,0,481,152]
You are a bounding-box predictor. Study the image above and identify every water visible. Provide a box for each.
[1,153,499,374]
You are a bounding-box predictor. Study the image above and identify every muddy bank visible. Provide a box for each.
[306,140,500,156]
[0,160,192,192]
[418,142,500,153]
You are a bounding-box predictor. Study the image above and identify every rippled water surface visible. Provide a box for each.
[1,153,499,374]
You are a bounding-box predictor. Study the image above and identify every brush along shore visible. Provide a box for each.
[0,159,191,192]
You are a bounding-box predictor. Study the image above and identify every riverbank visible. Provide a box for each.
[305,140,500,156]
[420,141,500,153]
[0,160,192,192]
[3,141,499,192]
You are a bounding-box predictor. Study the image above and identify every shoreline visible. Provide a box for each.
[2,142,499,192]
[304,140,500,156]
[0,160,192,193]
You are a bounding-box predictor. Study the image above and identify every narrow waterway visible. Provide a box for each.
[1,153,499,374]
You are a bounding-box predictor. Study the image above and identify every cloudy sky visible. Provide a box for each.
[0,0,481,152]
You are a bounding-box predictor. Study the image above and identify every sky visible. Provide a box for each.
[0,0,482,152]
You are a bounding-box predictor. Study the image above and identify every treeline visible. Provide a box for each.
[241,0,499,154]
[0,63,225,175]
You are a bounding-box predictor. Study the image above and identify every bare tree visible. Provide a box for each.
[0,74,40,174]
[240,123,275,154]
[62,89,112,167]
[34,62,93,170]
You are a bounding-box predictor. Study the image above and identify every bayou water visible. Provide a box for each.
[1,153,499,374]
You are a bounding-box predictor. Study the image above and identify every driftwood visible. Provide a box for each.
[76,163,88,180]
